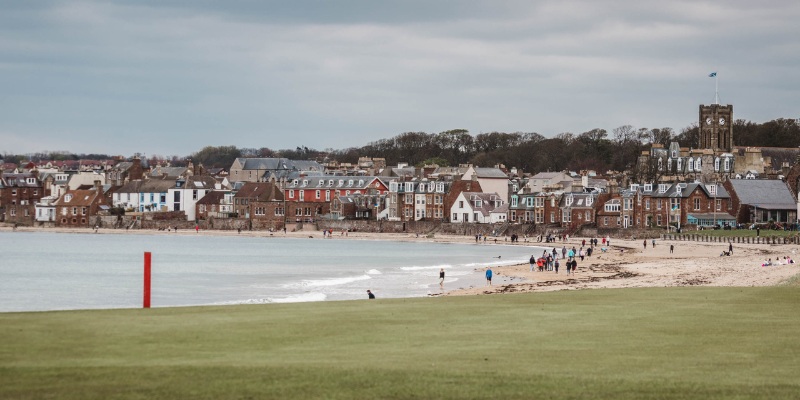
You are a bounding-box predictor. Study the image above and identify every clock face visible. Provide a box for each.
[706,117,712,125]
[719,117,726,125]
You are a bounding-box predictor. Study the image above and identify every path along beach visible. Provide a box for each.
[3,226,799,298]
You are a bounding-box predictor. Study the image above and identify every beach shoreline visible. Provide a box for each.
[3,225,799,298]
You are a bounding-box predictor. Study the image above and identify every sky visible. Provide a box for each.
[1,1,799,157]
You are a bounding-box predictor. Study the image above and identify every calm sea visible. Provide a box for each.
[0,231,545,312]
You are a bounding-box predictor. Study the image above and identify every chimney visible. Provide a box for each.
[94,180,103,193]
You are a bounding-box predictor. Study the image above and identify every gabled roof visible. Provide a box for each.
[460,192,505,217]
[54,189,103,207]
[195,190,227,205]
[234,182,284,201]
[727,179,795,209]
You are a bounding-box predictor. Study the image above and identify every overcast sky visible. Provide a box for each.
[1,1,798,157]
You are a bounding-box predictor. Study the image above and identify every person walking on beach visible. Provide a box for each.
[367,290,375,299]
[562,246,567,259]
[670,244,674,254]
[439,268,445,288]
[643,239,647,249]
[652,239,656,248]
[554,258,560,274]
[529,255,535,272]
[485,268,493,285]
[729,242,733,254]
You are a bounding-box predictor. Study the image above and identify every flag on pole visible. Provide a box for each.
[708,72,717,77]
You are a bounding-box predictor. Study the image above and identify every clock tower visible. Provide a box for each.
[699,104,733,152]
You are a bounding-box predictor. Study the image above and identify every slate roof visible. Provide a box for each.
[285,176,383,190]
[728,179,795,209]
[54,189,102,207]
[473,167,508,179]
[1,173,41,187]
[234,182,284,201]
[149,166,188,178]
[461,192,505,217]
[116,179,177,194]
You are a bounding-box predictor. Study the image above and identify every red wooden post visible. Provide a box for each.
[143,252,151,308]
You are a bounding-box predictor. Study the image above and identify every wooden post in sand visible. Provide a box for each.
[144,252,151,309]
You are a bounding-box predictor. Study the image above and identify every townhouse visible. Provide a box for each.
[232,182,285,230]
[0,172,45,225]
[450,192,506,223]
[284,176,389,223]
[52,181,108,227]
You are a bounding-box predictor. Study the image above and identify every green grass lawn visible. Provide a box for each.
[2,287,800,399]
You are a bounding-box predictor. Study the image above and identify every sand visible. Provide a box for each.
[4,225,799,294]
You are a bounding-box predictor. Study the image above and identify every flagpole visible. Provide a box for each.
[715,74,719,105]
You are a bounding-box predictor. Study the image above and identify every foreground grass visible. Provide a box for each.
[1,287,799,399]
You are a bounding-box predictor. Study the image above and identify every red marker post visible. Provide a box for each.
[143,252,151,308]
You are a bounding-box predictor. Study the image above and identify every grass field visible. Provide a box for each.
[2,287,799,399]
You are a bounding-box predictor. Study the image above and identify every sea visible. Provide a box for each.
[0,231,546,312]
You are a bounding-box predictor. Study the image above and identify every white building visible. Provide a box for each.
[450,192,505,224]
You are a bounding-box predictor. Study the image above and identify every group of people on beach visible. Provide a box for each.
[762,256,794,266]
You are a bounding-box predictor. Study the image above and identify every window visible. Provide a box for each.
[299,191,305,201]
[562,212,571,223]
[657,199,662,210]
[289,190,294,199]
[694,198,700,210]
[724,158,730,171]
[192,190,198,200]
[714,157,720,171]
[511,196,518,207]
[550,212,555,223]
[316,190,321,199]
[585,211,591,221]
[82,207,87,215]
[623,198,632,210]
[716,199,722,211]
[645,199,650,210]
[474,200,482,208]
[72,207,77,215]
[657,214,662,226]
[617,217,621,225]
[452,213,458,221]
[326,190,331,201]
[604,217,609,226]
[688,159,694,171]
[458,201,464,208]
[295,208,302,216]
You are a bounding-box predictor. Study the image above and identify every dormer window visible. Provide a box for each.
[724,157,730,171]
[671,150,677,158]
[658,184,667,194]
[708,184,717,196]
[328,180,334,186]
[566,195,574,206]
[696,157,702,169]
[677,158,682,171]
[658,158,663,171]
[714,157,720,171]
[587,196,594,206]
[474,200,482,208]
[688,159,694,171]
[358,180,364,186]
[302,180,309,187]
[64,194,73,202]
[318,180,324,186]
[643,183,652,192]
[348,180,354,187]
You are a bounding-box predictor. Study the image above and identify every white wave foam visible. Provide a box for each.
[366,269,382,275]
[401,264,452,271]
[287,274,372,288]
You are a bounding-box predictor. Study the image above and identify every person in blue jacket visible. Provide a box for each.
[485,268,493,286]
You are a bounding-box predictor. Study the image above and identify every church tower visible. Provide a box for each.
[699,104,734,152]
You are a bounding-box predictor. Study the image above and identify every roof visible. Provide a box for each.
[54,189,103,207]
[233,182,284,201]
[460,192,505,217]
[286,176,384,190]
[195,191,227,205]
[117,179,177,194]
[149,167,188,178]
[728,179,795,209]
[473,167,508,179]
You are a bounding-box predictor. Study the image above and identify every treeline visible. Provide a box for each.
[4,118,798,174]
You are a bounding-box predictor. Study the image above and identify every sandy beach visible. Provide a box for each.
[4,225,799,296]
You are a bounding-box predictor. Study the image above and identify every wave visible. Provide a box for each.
[285,274,372,288]
[401,264,452,271]
[366,269,382,275]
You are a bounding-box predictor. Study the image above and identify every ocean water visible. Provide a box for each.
[0,231,546,312]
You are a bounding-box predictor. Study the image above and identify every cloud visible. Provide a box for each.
[0,0,798,155]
